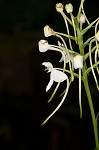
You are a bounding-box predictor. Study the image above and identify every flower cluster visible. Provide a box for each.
[38,0,99,125]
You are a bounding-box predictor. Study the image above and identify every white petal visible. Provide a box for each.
[59,50,66,62]
[42,62,53,72]
[59,51,73,63]
[59,56,64,62]
[51,69,67,82]
[46,77,54,92]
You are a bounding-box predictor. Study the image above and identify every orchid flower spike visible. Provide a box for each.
[42,62,67,92]
[41,62,69,125]
[73,55,83,118]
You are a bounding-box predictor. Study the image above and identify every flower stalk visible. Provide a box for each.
[83,72,99,149]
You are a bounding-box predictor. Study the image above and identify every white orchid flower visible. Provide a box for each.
[41,62,69,125]
[42,62,67,92]
[38,40,66,70]
[38,39,67,106]
[73,55,83,118]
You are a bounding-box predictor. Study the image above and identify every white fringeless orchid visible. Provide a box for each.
[38,1,99,149]
[41,62,69,125]
[38,39,67,70]
[42,62,68,92]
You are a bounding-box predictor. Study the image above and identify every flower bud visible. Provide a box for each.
[95,30,99,42]
[38,40,49,52]
[56,3,64,13]
[65,3,73,13]
[79,14,85,24]
[73,55,83,69]
[44,25,55,37]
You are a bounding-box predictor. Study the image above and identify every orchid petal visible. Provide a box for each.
[46,76,54,92]
[59,56,64,62]
[51,69,67,82]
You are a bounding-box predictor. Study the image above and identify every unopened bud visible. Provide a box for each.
[56,3,64,13]
[73,55,83,69]
[79,14,85,24]
[65,3,73,13]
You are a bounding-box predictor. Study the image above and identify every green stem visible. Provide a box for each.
[83,74,99,149]
[77,24,99,149]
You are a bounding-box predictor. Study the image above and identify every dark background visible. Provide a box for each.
[0,0,99,150]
